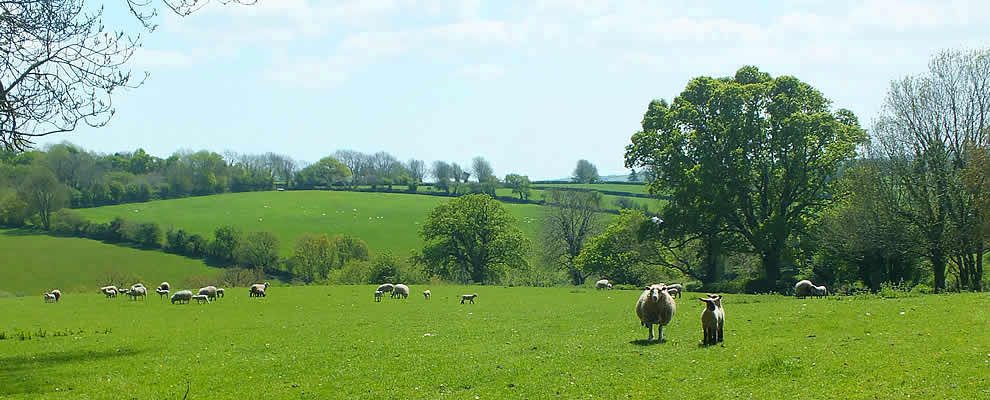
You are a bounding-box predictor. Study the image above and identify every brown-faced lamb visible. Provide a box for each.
[461,294,478,304]
[635,284,676,342]
[250,282,270,297]
[170,290,193,304]
[216,288,225,298]
[708,294,725,343]
[391,284,409,299]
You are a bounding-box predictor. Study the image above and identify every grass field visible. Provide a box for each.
[534,183,650,194]
[73,191,549,257]
[0,287,986,399]
[0,229,218,296]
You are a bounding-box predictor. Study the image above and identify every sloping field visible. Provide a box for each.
[0,229,218,296]
[0,287,986,399]
[73,191,547,257]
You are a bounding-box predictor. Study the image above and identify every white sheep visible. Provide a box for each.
[250,282,270,297]
[216,288,225,298]
[423,290,431,300]
[699,296,718,345]
[794,280,815,298]
[667,283,683,298]
[376,283,395,294]
[375,290,384,302]
[198,286,218,301]
[708,294,725,343]
[392,284,410,299]
[192,294,210,304]
[460,293,478,304]
[635,284,676,342]
[100,286,118,298]
[812,285,829,298]
[171,290,193,304]
[127,286,147,301]
[44,292,56,303]
[158,282,170,291]
[607,283,613,290]
[49,289,62,302]
[595,279,611,290]
[155,288,170,300]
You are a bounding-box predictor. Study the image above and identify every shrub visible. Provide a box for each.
[186,234,209,258]
[52,209,89,236]
[165,228,189,254]
[911,284,933,295]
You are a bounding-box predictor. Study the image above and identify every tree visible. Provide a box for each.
[292,233,333,283]
[210,225,241,264]
[235,231,280,272]
[420,194,529,283]
[541,189,604,284]
[431,161,453,193]
[313,156,351,187]
[19,165,68,230]
[407,159,426,183]
[572,160,599,184]
[471,156,496,183]
[871,49,990,292]
[503,174,531,200]
[328,234,370,267]
[625,66,866,288]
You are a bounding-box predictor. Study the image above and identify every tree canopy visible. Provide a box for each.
[572,160,599,184]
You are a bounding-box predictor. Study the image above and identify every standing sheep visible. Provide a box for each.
[127,286,147,301]
[192,294,210,304]
[460,294,478,304]
[158,282,170,291]
[171,290,193,304]
[376,283,394,295]
[667,283,683,298]
[392,284,410,299]
[249,282,270,297]
[595,279,611,290]
[198,286,218,301]
[101,286,118,298]
[374,290,384,302]
[155,288,170,300]
[49,289,62,302]
[708,294,725,343]
[216,288,225,299]
[43,292,57,303]
[812,285,829,298]
[635,284,676,342]
[794,280,815,298]
[423,290,431,300]
[699,297,718,345]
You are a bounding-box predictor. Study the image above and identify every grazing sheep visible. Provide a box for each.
[49,289,62,302]
[171,290,193,304]
[127,286,147,301]
[198,286,218,301]
[376,283,394,294]
[391,284,409,299]
[131,283,145,289]
[667,283,683,298]
[155,288,170,300]
[375,290,384,302]
[101,286,118,298]
[216,288,225,298]
[192,294,210,304]
[158,282,170,291]
[423,290,431,300]
[794,280,815,298]
[607,283,613,290]
[595,279,611,290]
[460,294,478,304]
[812,285,829,298]
[44,293,57,303]
[635,284,676,342]
[250,282,270,297]
[699,297,719,345]
[708,294,725,343]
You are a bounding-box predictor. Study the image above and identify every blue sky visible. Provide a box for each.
[36,0,990,180]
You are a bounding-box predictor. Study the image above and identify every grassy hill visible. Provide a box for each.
[0,229,219,296]
[0,287,984,398]
[73,191,548,257]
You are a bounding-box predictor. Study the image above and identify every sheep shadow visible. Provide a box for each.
[629,339,668,346]
[0,347,145,397]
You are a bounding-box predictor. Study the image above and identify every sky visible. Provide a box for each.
[33,0,990,180]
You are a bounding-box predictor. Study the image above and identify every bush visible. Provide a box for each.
[85,222,111,241]
[52,209,89,236]
[878,281,916,298]
[331,260,371,284]
[186,234,209,258]
[165,229,189,254]
[911,284,933,295]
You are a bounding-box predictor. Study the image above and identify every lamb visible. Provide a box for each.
[158,282,170,291]
[170,290,193,304]
[216,288,225,298]
[155,288,170,300]
[49,289,62,302]
[699,297,719,345]
[198,286,218,301]
[249,282,270,297]
[192,294,210,304]
[391,284,409,299]
[127,286,147,301]
[708,294,725,343]
[635,284,676,342]
[423,290,431,300]
[607,283,613,290]
[44,292,57,303]
[375,290,384,302]
[101,286,118,298]
[667,283,683,298]
[794,280,815,298]
[460,293,478,304]
[376,283,394,295]
[812,285,829,298]
[595,279,611,290]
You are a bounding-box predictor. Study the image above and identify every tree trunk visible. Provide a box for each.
[932,249,946,293]
[471,262,485,283]
[761,248,780,284]
[568,267,587,286]
[975,247,983,292]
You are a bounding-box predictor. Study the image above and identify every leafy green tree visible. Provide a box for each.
[572,159,599,183]
[431,161,453,193]
[420,194,529,283]
[210,225,242,264]
[19,165,68,230]
[503,174,531,200]
[625,66,866,287]
[236,231,281,272]
[472,156,497,183]
[367,250,402,284]
[541,189,603,284]
[329,234,370,267]
[293,233,333,282]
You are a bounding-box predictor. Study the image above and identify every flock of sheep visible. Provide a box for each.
[95,281,264,304]
[373,283,479,304]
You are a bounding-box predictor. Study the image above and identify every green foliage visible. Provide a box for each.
[235,231,281,272]
[504,173,532,200]
[574,210,650,285]
[52,209,88,236]
[19,164,69,230]
[209,225,241,264]
[329,234,370,267]
[541,189,604,285]
[572,159,599,183]
[420,194,530,283]
[292,233,334,283]
[296,156,352,188]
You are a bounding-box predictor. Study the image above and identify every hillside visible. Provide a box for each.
[0,229,219,295]
[73,191,549,257]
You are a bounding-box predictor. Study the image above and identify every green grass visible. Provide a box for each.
[0,229,218,296]
[535,183,650,194]
[72,191,550,257]
[0,287,986,398]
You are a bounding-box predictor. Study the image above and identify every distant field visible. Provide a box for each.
[0,287,985,399]
[0,229,218,296]
[73,191,549,257]
[535,183,650,194]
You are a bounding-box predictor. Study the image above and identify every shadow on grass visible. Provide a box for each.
[0,227,44,237]
[0,347,146,397]
[629,339,667,346]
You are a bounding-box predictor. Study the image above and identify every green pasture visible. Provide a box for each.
[0,229,218,296]
[73,191,548,257]
[0,287,985,399]
[534,183,649,194]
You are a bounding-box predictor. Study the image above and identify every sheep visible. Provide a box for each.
[192,294,210,304]
[460,294,478,304]
[635,284,676,342]
[812,285,829,298]
[595,279,611,290]
[127,286,147,301]
[391,284,409,299]
[171,290,193,304]
[198,286,218,301]
[794,280,815,298]
[101,286,118,298]
[667,283,683,298]
[158,282,170,291]
[216,288,225,298]
[250,282,270,297]
[699,297,718,345]
[376,283,394,295]
[44,292,57,303]
[607,283,613,290]
[708,294,725,343]
[49,289,62,302]
[423,290,431,300]
[375,290,384,302]
[155,288,170,300]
